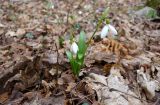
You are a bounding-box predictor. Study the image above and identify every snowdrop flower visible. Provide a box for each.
[100,24,117,38]
[70,42,79,55]
[101,25,109,38]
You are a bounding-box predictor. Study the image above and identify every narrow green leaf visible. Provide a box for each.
[72,60,77,75]
[75,61,81,76]
[78,53,83,60]
[101,7,109,20]
[66,51,72,60]
[66,51,76,75]
[78,31,87,54]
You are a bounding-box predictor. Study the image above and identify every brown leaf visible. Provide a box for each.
[0,57,30,94]
[0,92,9,104]
[150,45,160,53]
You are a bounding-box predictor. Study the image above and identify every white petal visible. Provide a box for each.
[108,24,117,35]
[100,25,109,38]
[70,42,79,54]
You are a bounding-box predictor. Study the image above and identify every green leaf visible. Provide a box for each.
[66,51,72,61]
[72,60,77,75]
[75,61,81,76]
[78,53,83,59]
[82,103,89,105]
[77,60,82,66]
[78,31,87,54]
[79,31,86,43]
[101,7,109,20]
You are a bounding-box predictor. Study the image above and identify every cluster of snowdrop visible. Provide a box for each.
[66,31,87,76]
[66,8,118,77]
[70,24,118,55]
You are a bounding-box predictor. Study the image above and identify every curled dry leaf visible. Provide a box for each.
[86,45,118,67]
[66,82,76,92]
[86,38,134,67]
[85,68,143,105]
[137,67,160,99]
[4,73,21,89]
[0,56,31,94]
[101,38,129,58]
[42,80,55,97]
[121,53,153,70]
[89,73,107,86]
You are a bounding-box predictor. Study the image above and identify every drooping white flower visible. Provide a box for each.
[108,24,118,35]
[100,25,109,38]
[100,24,117,38]
[70,42,79,54]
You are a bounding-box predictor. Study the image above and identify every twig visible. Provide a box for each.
[68,80,82,105]
[66,0,74,25]
[66,5,70,25]
[55,43,59,86]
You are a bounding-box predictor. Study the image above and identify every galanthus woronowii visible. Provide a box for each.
[70,42,79,55]
[100,24,117,38]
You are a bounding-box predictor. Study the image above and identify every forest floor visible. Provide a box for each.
[0,0,160,105]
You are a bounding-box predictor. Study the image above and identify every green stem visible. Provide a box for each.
[87,7,109,45]
[87,20,102,45]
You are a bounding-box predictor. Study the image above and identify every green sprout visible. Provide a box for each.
[66,31,87,76]
[66,8,110,77]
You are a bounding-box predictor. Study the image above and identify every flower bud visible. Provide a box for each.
[70,42,79,54]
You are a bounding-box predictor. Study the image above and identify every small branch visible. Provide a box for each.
[66,0,74,25]
[55,43,59,86]
[66,6,70,25]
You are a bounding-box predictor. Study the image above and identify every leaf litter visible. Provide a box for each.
[0,0,160,105]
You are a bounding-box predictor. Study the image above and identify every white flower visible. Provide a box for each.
[108,24,118,35]
[100,25,109,38]
[100,24,117,38]
[70,42,79,54]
